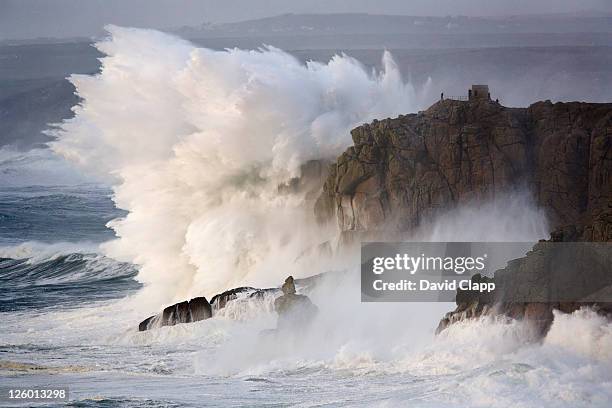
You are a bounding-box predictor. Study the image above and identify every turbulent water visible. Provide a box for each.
[1,27,612,407]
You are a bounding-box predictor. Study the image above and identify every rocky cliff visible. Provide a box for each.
[315,99,612,241]
[316,98,612,335]
[137,99,611,335]
[436,239,612,336]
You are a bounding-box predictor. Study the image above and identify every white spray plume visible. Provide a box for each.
[51,26,429,306]
[412,191,550,242]
[193,193,550,375]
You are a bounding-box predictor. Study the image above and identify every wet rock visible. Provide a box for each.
[138,296,212,331]
[315,99,612,241]
[189,297,213,321]
[278,159,331,200]
[138,286,281,331]
[436,238,612,337]
[138,316,155,332]
[274,276,318,330]
[314,98,612,337]
[210,287,257,311]
[210,286,281,314]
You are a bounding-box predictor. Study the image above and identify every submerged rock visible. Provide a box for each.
[138,296,212,331]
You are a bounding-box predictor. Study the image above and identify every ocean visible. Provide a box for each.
[1,26,611,407]
[1,151,610,408]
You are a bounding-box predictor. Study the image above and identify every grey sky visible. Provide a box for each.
[1,0,611,40]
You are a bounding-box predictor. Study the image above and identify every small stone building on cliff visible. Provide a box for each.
[469,84,490,101]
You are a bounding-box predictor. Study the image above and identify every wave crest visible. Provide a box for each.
[50,26,429,304]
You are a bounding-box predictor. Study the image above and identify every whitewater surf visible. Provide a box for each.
[1,24,611,408]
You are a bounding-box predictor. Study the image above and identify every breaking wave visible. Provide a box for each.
[50,25,432,307]
[0,241,139,312]
[1,24,608,407]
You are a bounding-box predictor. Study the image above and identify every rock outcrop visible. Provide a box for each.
[138,296,212,331]
[274,276,318,330]
[210,287,258,311]
[436,237,612,336]
[315,98,612,335]
[138,288,277,331]
[315,99,612,241]
[138,278,315,331]
[138,99,611,335]
[278,159,331,200]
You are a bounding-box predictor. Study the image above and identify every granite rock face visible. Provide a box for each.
[278,159,331,200]
[138,296,212,331]
[315,98,612,336]
[315,99,612,240]
[436,237,612,336]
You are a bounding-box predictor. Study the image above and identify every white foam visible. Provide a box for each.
[0,241,101,264]
[4,24,611,406]
[544,308,612,361]
[50,26,429,306]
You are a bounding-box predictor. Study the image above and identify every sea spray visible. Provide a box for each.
[45,27,565,389]
[190,193,551,375]
[51,26,429,307]
[412,192,550,242]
